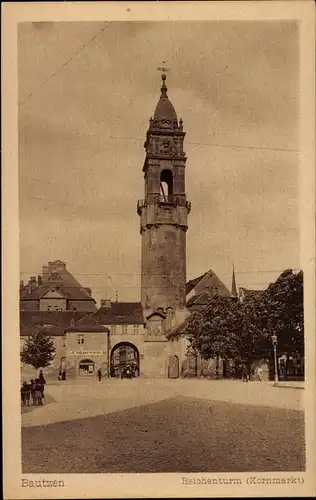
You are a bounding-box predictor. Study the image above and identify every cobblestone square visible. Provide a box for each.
[22,379,305,473]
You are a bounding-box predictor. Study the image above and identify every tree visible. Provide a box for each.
[263,269,304,378]
[265,269,304,356]
[21,328,56,370]
[187,295,242,361]
[184,269,304,379]
[237,291,271,372]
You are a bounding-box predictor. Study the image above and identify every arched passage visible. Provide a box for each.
[79,359,95,376]
[110,342,140,378]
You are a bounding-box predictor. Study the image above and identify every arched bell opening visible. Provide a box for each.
[160,169,173,201]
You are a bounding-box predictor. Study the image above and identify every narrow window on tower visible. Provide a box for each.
[160,169,173,202]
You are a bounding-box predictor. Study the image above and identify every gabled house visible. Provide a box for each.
[20,260,96,312]
[64,315,110,378]
[186,268,231,312]
[20,261,98,380]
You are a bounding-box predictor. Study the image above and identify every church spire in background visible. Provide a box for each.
[231,263,237,299]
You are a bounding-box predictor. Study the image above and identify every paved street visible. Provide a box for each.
[22,379,305,473]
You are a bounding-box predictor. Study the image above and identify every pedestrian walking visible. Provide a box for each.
[97,368,102,381]
[257,366,263,382]
[242,364,249,382]
[38,370,46,398]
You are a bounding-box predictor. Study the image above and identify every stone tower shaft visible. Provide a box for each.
[137,74,191,316]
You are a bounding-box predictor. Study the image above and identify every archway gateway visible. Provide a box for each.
[110,342,140,378]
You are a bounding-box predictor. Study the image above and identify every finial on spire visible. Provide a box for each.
[157,62,169,96]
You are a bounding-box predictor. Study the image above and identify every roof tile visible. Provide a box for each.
[92,302,144,325]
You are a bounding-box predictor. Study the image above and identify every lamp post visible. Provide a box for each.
[271,334,279,383]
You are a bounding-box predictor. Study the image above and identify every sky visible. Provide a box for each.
[18,21,299,306]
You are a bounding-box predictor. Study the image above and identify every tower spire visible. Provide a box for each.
[231,262,237,298]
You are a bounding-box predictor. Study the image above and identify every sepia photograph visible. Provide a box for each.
[2,2,315,499]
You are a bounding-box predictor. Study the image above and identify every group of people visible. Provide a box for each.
[235,363,264,382]
[21,370,46,406]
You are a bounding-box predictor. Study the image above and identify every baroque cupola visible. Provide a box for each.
[143,73,186,169]
[153,74,178,126]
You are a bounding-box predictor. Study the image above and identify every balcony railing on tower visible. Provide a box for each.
[137,196,191,215]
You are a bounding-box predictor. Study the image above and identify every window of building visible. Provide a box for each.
[47,305,63,311]
[77,334,84,345]
[133,325,139,335]
[111,325,116,335]
[121,325,127,335]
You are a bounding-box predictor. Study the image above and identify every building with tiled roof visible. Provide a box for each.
[185,268,231,313]
[20,260,96,312]
[20,310,88,336]
[20,261,99,380]
[92,301,145,325]
[65,315,109,333]
[165,266,241,378]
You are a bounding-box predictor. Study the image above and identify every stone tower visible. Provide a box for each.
[137,73,191,326]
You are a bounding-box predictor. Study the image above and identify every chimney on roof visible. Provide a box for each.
[28,276,37,292]
[101,299,111,308]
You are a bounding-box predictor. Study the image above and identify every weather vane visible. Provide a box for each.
[157,61,169,74]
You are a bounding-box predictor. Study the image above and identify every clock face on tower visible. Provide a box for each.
[160,139,172,154]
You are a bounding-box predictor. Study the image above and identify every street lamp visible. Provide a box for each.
[271,334,279,383]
